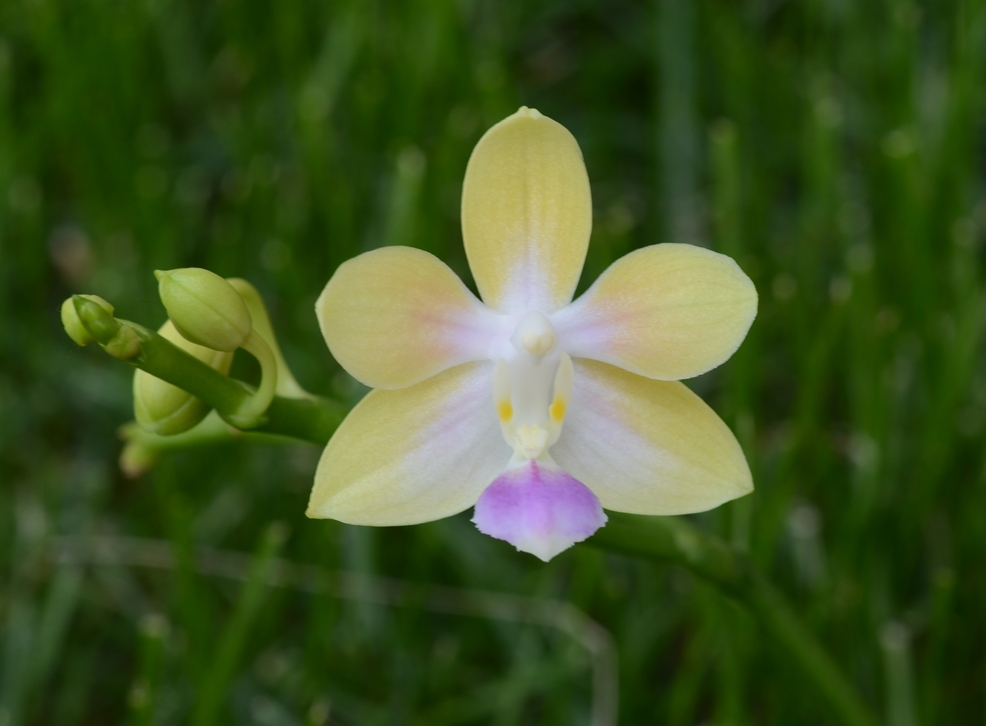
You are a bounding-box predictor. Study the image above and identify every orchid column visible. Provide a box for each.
[308,107,758,561]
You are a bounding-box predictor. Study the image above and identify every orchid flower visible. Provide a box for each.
[307,107,757,561]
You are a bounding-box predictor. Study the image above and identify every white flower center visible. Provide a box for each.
[493,311,573,461]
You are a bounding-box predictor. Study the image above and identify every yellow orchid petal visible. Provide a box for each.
[307,362,511,525]
[316,246,505,390]
[461,107,592,314]
[551,359,752,515]
[553,244,757,380]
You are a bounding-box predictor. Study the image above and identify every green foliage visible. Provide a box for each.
[2,0,986,723]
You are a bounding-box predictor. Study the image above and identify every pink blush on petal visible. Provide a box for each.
[472,461,607,561]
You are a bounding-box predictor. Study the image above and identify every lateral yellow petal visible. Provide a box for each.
[553,244,757,380]
[551,360,752,515]
[307,362,511,525]
[316,246,505,390]
[461,107,592,314]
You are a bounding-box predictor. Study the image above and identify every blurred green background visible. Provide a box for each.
[2,0,985,723]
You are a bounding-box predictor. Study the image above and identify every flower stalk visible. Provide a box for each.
[71,295,344,444]
[225,329,278,429]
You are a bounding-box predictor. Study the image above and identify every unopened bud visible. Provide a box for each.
[133,320,234,435]
[105,325,142,360]
[119,431,158,479]
[61,294,114,346]
[73,295,123,344]
[155,268,252,351]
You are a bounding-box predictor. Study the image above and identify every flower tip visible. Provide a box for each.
[304,489,331,520]
[119,440,157,479]
[514,106,543,120]
[68,294,120,345]
[62,294,114,346]
[500,527,584,562]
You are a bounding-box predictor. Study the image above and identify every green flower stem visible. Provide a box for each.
[73,296,344,444]
[590,513,878,726]
[228,278,311,399]
[119,413,316,477]
[226,329,278,429]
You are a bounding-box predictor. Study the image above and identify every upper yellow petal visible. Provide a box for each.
[553,244,757,380]
[551,359,752,515]
[307,362,510,525]
[316,246,505,390]
[461,107,592,314]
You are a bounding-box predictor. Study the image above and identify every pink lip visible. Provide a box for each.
[472,460,607,561]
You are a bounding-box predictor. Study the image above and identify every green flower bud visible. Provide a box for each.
[155,268,252,352]
[105,324,142,360]
[118,424,159,479]
[133,320,234,435]
[61,294,114,346]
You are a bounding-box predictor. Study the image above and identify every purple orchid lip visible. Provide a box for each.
[472,460,607,561]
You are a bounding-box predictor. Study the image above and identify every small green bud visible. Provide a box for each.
[155,268,252,352]
[105,324,142,360]
[61,294,114,346]
[133,320,234,435]
[73,295,122,344]
[119,442,157,479]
